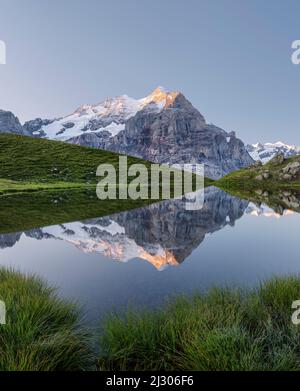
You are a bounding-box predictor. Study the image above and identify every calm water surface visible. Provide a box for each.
[0,187,299,326]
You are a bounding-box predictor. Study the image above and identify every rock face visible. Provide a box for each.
[242,153,300,184]
[1,88,254,179]
[279,161,300,181]
[0,110,26,135]
[97,94,254,179]
[30,87,252,179]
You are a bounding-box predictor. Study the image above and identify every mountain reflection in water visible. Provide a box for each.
[1,187,295,270]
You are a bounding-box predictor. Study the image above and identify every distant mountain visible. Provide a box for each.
[246,141,300,163]
[1,87,254,179]
[0,110,26,135]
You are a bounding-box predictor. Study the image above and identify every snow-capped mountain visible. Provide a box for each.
[246,141,300,163]
[24,87,171,141]
[20,87,254,179]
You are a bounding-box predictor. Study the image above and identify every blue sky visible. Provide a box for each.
[0,0,300,144]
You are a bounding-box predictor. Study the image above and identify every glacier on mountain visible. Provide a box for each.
[246,141,300,163]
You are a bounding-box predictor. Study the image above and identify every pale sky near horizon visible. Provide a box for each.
[0,0,300,144]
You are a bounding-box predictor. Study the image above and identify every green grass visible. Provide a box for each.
[214,155,300,213]
[0,133,205,199]
[0,133,207,233]
[0,188,157,234]
[0,133,152,185]
[0,268,94,371]
[0,178,95,196]
[98,276,300,371]
[0,133,151,195]
[2,269,300,371]
[216,154,300,192]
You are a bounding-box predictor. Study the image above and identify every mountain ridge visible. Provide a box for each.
[0,87,254,179]
[24,87,200,140]
[247,141,300,163]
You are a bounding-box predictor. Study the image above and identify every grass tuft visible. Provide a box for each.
[0,268,94,371]
[98,276,300,371]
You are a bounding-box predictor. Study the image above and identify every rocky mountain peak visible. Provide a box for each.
[145,86,179,107]
[141,87,194,111]
[0,88,254,179]
[0,109,26,135]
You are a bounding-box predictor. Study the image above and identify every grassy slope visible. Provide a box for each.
[0,133,206,191]
[214,155,300,213]
[98,276,300,371]
[0,133,153,193]
[216,154,300,192]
